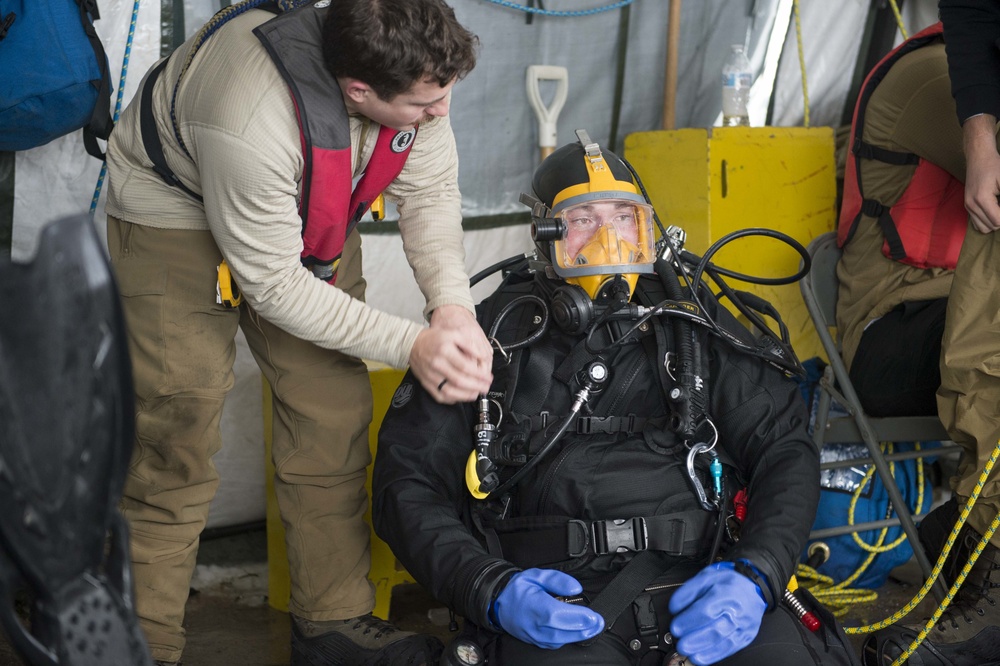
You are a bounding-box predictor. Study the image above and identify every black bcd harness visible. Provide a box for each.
[468,267,745,641]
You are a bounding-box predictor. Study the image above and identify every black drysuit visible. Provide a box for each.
[373,268,859,665]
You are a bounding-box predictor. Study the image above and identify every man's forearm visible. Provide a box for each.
[963,113,999,163]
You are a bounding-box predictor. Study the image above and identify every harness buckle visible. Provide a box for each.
[860,198,886,218]
[592,517,647,555]
[566,519,591,558]
[577,416,615,434]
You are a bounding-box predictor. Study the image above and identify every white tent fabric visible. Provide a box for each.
[7,0,942,528]
[769,0,939,127]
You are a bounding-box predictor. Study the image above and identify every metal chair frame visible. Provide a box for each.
[799,231,961,596]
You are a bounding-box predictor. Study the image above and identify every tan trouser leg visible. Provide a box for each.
[938,227,1000,544]
[240,230,376,620]
[107,216,237,663]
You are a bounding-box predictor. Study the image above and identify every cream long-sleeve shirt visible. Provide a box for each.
[105,9,474,369]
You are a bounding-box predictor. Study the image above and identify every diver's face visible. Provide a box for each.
[562,201,640,260]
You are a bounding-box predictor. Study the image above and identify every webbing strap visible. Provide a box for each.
[853,139,919,166]
[491,510,711,568]
[524,413,648,434]
[862,197,907,260]
[575,414,646,434]
[77,0,114,160]
[587,550,671,632]
[139,59,204,203]
[511,335,555,416]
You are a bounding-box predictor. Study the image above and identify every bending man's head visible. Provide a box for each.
[323,0,479,102]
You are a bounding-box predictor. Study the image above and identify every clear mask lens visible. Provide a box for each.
[552,199,655,272]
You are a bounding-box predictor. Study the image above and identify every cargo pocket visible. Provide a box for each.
[113,258,168,393]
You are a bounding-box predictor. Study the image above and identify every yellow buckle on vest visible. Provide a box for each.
[370,194,386,221]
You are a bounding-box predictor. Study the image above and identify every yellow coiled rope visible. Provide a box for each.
[798,443,925,617]
[797,443,999,666]
[803,443,1000,666]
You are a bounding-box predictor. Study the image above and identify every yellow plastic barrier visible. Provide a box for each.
[624,126,838,363]
[264,364,414,620]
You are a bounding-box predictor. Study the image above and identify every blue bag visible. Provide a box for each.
[806,441,934,589]
[0,0,113,155]
[797,357,938,589]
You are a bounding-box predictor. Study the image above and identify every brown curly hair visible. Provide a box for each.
[322,0,479,101]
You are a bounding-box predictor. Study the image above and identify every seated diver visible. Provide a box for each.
[372,130,860,666]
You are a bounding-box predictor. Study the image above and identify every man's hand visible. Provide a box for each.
[962,114,1000,233]
[430,305,495,362]
[409,305,493,404]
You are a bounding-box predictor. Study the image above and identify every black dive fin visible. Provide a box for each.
[0,216,152,665]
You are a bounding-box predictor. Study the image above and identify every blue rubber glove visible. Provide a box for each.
[492,568,605,649]
[668,561,767,665]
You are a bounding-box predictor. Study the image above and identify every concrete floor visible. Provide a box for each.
[0,524,947,665]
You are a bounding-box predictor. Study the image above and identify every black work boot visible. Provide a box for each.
[290,614,443,666]
[918,498,975,589]
[862,528,1000,666]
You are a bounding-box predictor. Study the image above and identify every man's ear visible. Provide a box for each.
[340,77,372,105]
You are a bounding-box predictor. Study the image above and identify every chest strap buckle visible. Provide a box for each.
[590,517,648,556]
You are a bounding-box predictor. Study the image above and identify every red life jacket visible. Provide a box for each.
[838,22,966,270]
[142,0,415,284]
[254,3,415,282]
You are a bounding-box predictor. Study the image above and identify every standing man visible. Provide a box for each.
[103,0,491,664]
[866,2,1000,664]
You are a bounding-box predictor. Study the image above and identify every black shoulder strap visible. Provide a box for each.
[845,28,943,244]
[139,58,205,203]
[478,270,553,415]
[634,278,677,415]
[862,198,907,260]
[77,0,114,160]
[135,0,314,197]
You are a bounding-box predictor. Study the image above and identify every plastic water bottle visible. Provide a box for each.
[721,44,752,127]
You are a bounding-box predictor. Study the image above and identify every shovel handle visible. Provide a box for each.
[526,65,569,152]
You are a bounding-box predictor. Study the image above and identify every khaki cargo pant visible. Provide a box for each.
[107,217,375,663]
[938,224,1000,546]
[839,42,1000,545]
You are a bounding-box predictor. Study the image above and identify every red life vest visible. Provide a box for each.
[254,3,415,282]
[142,1,416,284]
[838,22,966,270]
